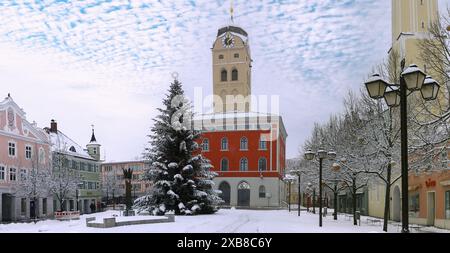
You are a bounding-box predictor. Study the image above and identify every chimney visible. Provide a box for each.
[50,119,58,133]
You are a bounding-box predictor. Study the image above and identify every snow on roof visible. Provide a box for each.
[0,94,26,118]
[48,130,95,160]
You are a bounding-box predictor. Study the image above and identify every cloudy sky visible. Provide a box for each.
[0,0,449,161]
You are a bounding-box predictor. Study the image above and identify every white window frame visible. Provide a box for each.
[259,138,267,150]
[258,157,267,171]
[221,138,228,151]
[25,145,32,160]
[9,167,17,181]
[0,165,5,181]
[221,158,229,171]
[240,158,248,171]
[8,141,16,157]
[240,137,248,151]
[202,139,210,152]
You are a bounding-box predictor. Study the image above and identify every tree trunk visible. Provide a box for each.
[353,179,357,226]
[334,188,338,220]
[383,163,392,232]
[59,199,65,212]
[113,191,115,210]
[125,180,132,211]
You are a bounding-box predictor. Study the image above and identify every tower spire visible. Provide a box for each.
[90,124,97,143]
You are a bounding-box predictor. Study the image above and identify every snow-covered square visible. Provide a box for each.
[1,209,449,233]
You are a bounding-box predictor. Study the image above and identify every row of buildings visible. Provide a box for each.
[1,13,290,222]
[287,0,450,230]
[0,94,151,222]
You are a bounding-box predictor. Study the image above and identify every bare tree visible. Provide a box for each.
[101,170,120,209]
[14,144,52,221]
[47,151,81,212]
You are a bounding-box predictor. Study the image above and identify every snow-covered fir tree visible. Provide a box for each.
[134,78,222,215]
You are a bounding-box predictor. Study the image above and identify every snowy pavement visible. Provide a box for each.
[0,209,448,233]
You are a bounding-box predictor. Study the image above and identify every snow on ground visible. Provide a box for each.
[0,209,448,233]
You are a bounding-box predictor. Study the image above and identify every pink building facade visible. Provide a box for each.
[0,94,53,222]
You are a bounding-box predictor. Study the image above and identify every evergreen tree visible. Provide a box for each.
[134,78,222,215]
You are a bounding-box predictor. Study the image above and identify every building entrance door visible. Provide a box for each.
[1,194,13,222]
[427,192,436,226]
[237,182,250,207]
[219,182,231,205]
[30,200,36,219]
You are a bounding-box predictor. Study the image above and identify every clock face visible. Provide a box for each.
[222,33,235,48]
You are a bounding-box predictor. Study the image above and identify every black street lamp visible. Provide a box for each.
[312,187,316,214]
[290,169,306,216]
[332,162,341,220]
[364,61,440,233]
[284,176,295,212]
[288,182,291,212]
[305,149,336,227]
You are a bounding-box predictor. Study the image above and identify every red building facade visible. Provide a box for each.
[195,112,287,208]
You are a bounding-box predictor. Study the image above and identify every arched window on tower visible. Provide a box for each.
[232,69,238,81]
[221,69,227,81]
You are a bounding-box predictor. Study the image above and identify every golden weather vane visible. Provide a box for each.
[230,0,234,23]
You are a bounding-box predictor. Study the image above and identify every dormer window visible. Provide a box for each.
[69,146,77,153]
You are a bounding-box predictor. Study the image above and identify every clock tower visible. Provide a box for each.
[212,25,252,113]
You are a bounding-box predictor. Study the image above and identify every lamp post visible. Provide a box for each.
[284,175,295,212]
[364,62,440,233]
[332,162,341,220]
[290,169,306,216]
[305,149,336,227]
[312,187,316,214]
[288,182,291,212]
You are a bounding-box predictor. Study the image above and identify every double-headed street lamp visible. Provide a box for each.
[304,149,337,227]
[364,62,440,233]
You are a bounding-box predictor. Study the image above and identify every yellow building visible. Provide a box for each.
[390,0,439,69]
[368,0,442,221]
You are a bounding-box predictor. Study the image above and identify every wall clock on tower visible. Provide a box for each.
[222,32,235,48]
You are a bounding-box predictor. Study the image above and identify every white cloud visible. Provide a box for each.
[0,0,448,160]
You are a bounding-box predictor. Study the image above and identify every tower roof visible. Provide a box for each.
[217,25,248,38]
[90,129,97,143]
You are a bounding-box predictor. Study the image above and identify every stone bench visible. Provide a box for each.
[86,214,175,228]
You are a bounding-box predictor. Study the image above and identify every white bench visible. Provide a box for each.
[366,218,382,225]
